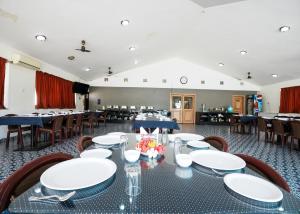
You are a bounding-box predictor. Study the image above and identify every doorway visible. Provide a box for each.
[232,95,245,114]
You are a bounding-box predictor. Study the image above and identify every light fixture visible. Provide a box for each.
[218,63,224,67]
[35,34,47,41]
[240,50,247,55]
[121,19,130,26]
[279,26,290,32]
[129,46,136,51]
[67,56,75,60]
[84,67,92,72]
[272,74,278,78]
[134,60,138,65]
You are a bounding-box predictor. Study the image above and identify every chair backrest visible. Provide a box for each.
[106,105,112,109]
[257,117,267,132]
[65,115,74,128]
[203,136,229,152]
[88,112,96,123]
[52,116,64,131]
[130,106,136,110]
[147,106,154,110]
[76,114,83,126]
[140,106,146,110]
[272,119,285,134]
[121,106,127,109]
[76,136,93,153]
[229,115,239,125]
[5,114,19,130]
[0,152,72,212]
[235,154,290,192]
[290,121,300,138]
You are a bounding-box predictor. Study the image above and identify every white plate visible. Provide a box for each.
[80,148,112,159]
[40,158,117,191]
[169,133,205,142]
[187,140,210,149]
[224,173,283,203]
[92,135,122,145]
[190,150,246,171]
[107,132,127,136]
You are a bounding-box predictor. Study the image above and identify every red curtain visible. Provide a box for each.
[0,57,7,109]
[36,71,75,109]
[279,86,300,113]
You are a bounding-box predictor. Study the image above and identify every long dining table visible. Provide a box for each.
[8,133,300,213]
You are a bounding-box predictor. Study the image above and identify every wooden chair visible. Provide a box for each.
[73,114,83,136]
[0,153,72,212]
[5,114,30,148]
[271,119,290,147]
[235,154,290,192]
[290,121,300,150]
[97,111,108,127]
[257,117,273,142]
[76,136,93,153]
[83,113,97,133]
[62,115,74,139]
[36,116,64,145]
[203,136,229,152]
[229,116,240,133]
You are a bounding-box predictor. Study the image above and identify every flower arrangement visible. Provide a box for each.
[136,136,165,159]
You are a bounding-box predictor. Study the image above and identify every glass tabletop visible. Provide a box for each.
[8,134,300,213]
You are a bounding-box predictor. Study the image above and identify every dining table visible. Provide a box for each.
[132,114,180,131]
[8,133,300,213]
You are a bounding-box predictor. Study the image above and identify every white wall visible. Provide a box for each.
[89,58,260,91]
[0,42,85,139]
[261,78,300,113]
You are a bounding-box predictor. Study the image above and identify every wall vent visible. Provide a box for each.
[220,81,224,85]
[104,78,109,82]
[162,79,167,83]
[201,80,205,84]
[143,78,148,83]
[124,78,128,82]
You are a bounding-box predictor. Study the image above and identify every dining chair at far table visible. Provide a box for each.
[73,113,83,136]
[290,121,300,150]
[0,152,73,213]
[97,111,108,127]
[271,119,291,147]
[257,117,273,143]
[83,112,97,133]
[203,136,229,152]
[76,135,93,153]
[235,154,291,192]
[62,114,74,139]
[36,116,64,145]
[5,114,31,148]
[229,115,240,133]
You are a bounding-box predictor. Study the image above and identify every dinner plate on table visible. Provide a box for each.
[92,135,122,146]
[40,158,117,191]
[169,133,205,142]
[190,150,246,171]
[187,140,210,149]
[80,148,112,159]
[224,173,283,208]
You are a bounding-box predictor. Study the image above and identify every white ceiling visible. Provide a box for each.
[0,0,299,85]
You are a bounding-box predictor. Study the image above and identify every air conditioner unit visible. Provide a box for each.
[11,54,41,70]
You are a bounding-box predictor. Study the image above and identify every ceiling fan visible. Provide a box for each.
[107,67,113,76]
[75,40,91,53]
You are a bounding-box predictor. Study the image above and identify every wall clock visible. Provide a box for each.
[180,76,188,84]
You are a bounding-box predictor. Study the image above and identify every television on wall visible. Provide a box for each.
[73,82,89,94]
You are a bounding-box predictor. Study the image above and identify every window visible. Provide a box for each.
[35,71,75,109]
[0,57,7,109]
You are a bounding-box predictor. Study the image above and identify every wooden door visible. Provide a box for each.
[182,95,196,124]
[170,94,182,123]
[232,95,245,114]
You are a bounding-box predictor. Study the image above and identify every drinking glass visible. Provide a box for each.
[124,162,142,196]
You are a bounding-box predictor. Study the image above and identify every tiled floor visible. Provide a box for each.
[0,122,299,198]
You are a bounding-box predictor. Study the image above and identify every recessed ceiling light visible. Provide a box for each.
[279,26,290,32]
[272,74,278,78]
[134,60,138,65]
[240,50,247,55]
[129,46,136,51]
[35,34,47,41]
[84,67,92,72]
[218,63,224,67]
[121,19,130,26]
[67,56,75,60]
